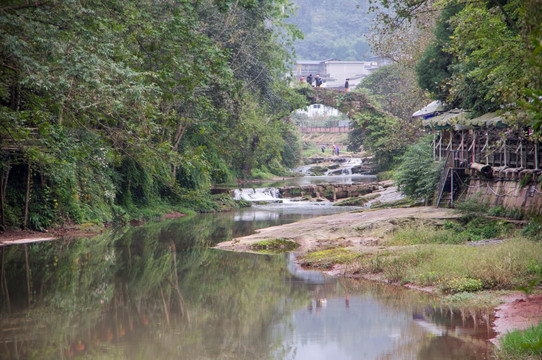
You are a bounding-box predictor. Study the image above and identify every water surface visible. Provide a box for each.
[0,204,495,359]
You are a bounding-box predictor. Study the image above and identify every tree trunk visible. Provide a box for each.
[1,247,11,311]
[25,244,31,306]
[0,164,9,230]
[23,159,31,229]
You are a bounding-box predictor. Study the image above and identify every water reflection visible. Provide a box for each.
[0,209,495,359]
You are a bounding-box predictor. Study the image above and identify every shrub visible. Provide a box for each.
[395,135,444,202]
[522,216,542,241]
[437,277,483,293]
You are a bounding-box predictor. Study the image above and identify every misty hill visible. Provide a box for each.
[288,0,374,61]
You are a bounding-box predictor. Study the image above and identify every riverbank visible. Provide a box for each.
[215,205,542,344]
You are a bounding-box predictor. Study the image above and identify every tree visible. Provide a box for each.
[0,0,304,229]
[395,135,443,202]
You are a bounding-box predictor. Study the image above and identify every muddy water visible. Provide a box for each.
[0,204,495,359]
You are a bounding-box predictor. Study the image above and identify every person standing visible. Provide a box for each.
[315,74,322,87]
[345,79,349,92]
[307,74,313,86]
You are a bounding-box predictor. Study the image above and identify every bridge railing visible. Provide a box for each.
[298,126,351,133]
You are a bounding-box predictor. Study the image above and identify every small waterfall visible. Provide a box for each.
[293,165,314,175]
[324,157,362,176]
[233,187,281,202]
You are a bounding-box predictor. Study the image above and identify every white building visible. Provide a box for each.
[296,104,339,117]
[294,57,391,88]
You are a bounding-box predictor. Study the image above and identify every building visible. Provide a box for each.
[294,58,391,88]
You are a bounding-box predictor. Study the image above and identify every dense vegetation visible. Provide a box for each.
[0,0,307,230]
[370,0,542,128]
[346,65,423,170]
[287,0,374,60]
[364,0,542,190]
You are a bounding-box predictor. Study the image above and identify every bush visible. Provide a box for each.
[522,216,542,241]
[437,277,483,293]
[395,135,444,202]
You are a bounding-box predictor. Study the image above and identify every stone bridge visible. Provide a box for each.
[295,87,383,119]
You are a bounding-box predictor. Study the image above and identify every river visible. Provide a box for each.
[0,201,496,359]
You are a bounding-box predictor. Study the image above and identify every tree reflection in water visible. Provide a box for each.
[0,214,496,359]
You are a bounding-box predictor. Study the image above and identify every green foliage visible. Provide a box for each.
[347,108,408,170]
[251,238,299,253]
[414,6,458,102]
[300,248,360,269]
[497,322,542,360]
[395,135,444,202]
[487,205,524,220]
[0,0,303,229]
[522,216,542,241]
[437,277,483,294]
[371,0,542,124]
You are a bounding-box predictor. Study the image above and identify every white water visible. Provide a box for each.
[293,157,363,177]
[233,187,281,201]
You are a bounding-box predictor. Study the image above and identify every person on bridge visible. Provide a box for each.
[315,74,323,87]
[307,74,313,86]
[345,79,349,92]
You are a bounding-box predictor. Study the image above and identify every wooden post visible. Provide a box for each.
[450,170,454,208]
[24,159,31,229]
[433,131,436,160]
[519,139,525,168]
[504,139,508,167]
[536,143,539,170]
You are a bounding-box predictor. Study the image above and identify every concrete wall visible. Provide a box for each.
[465,169,542,214]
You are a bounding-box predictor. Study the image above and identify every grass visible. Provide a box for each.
[299,248,362,269]
[385,218,515,246]
[360,238,542,290]
[251,238,299,253]
[496,322,542,360]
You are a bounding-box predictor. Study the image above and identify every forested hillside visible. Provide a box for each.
[288,0,374,60]
[0,0,306,230]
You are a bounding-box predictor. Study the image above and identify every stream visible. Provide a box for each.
[0,160,496,359]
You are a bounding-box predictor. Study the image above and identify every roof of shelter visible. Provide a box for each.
[422,110,504,129]
[412,100,445,119]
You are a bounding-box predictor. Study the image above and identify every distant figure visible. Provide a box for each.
[345,79,349,92]
[336,145,340,155]
[315,74,323,87]
[300,76,304,82]
[332,144,336,155]
[321,145,325,153]
[307,74,313,85]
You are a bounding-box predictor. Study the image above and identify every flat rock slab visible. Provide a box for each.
[215,206,457,254]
